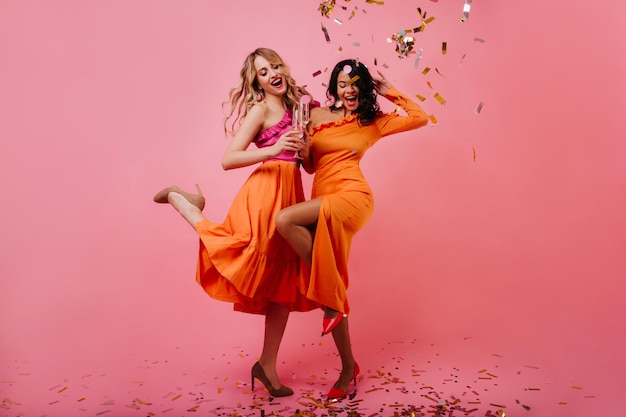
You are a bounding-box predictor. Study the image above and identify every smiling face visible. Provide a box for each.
[336,71,360,112]
[254,55,286,97]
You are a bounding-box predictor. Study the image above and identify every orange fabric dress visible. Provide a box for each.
[300,87,429,314]
[195,109,320,315]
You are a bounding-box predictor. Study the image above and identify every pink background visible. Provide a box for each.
[1,0,625,415]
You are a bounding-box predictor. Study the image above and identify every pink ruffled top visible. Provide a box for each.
[254,109,300,164]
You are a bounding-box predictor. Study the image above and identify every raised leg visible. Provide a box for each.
[275,198,322,269]
[153,185,206,228]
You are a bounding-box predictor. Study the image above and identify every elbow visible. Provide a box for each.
[221,157,235,171]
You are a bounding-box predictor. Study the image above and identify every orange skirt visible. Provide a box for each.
[195,161,320,315]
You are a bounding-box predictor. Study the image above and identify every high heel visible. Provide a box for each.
[321,313,347,336]
[153,184,205,210]
[250,361,294,397]
[327,362,360,401]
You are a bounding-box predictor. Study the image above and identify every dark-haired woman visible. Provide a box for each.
[275,59,429,401]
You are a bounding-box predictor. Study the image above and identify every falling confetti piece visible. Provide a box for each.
[476,102,484,113]
[424,16,435,24]
[415,94,426,102]
[321,23,331,43]
[461,0,472,21]
[474,37,486,43]
[348,75,360,84]
[422,67,431,75]
[414,47,423,68]
[442,42,447,54]
[434,92,446,105]
[366,0,384,4]
[77,397,86,402]
[334,18,342,25]
[95,411,112,416]
[312,70,322,77]
[571,385,583,389]
[435,68,446,78]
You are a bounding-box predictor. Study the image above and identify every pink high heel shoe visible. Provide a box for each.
[327,362,360,401]
[153,184,205,210]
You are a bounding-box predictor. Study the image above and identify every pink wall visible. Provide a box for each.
[1,0,625,415]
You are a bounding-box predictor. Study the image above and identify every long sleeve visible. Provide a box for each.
[374,86,429,137]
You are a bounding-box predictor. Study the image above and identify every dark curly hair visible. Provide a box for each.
[326,59,380,125]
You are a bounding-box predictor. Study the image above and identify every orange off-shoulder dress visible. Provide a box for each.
[194,109,320,315]
[300,87,429,315]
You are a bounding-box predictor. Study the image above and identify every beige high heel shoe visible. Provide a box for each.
[153,184,205,210]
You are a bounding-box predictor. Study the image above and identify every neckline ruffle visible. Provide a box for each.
[257,109,293,141]
[310,113,358,137]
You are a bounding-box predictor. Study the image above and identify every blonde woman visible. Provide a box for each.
[154,48,318,397]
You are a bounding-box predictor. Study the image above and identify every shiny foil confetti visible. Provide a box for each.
[434,92,446,105]
[414,47,423,68]
[415,94,426,102]
[461,0,472,21]
[391,30,414,59]
[318,0,336,17]
[442,41,447,54]
[366,0,384,4]
[422,67,431,75]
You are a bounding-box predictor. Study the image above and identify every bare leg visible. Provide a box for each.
[275,198,322,269]
[166,192,205,228]
[153,185,206,228]
[258,302,290,389]
[330,314,357,392]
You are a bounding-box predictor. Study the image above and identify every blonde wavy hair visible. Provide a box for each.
[223,48,301,136]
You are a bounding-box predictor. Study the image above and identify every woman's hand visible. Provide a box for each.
[372,71,393,95]
[297,84,314,103]
[270,130,304,156]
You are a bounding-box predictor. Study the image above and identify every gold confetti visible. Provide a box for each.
[434,92,446,105]
[77,398,86,402]
[442,41,447,54]
[428,114,438,124]
[415,94,426,101]
[318,0,336,18]
[424,16,435,24]
[422,67,431,75]
[366,0,384,4]
[57,386,68,393]
[217,387,223,394]
[472,147,477,161]
[571,385,583,389]
[348,75,361,85]
[171,394,182,401]
[435,68,446,78]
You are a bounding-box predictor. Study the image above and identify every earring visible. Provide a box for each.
[334,99,343,109]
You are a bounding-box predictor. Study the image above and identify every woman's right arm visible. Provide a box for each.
[222,106,301,170]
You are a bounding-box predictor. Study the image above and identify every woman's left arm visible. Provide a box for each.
[373,71,429,136]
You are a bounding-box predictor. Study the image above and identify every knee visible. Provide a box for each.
[274,209,291,236]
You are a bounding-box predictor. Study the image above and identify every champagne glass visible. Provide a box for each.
[292,97,310,159]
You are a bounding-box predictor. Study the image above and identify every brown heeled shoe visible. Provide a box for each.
[153,184,205,210]
[251,361,294,397]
